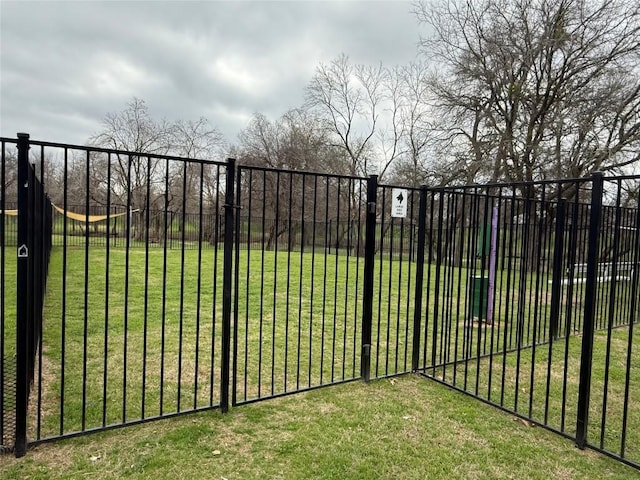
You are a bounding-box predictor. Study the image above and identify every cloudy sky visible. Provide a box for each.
[1,1,424,148]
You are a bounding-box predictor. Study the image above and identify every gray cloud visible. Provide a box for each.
[1,1,421,149]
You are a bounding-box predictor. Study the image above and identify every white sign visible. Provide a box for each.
[391,188,408,218]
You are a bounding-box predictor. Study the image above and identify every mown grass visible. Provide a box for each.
[2,239,639,470]
[1,375,638,479]
[33,242,546,438]
[427,324,640,463]
[32,244,421,438]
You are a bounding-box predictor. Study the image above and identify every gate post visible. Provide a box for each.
[220,158,236,413]
[360,175,377,382]
[411,185,428,371]
[15,133,30,457]
[576,172,604,449]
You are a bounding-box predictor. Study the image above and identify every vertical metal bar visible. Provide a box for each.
[395,201,405,374]
[402,193,415,371]
[411,185,428,371]
[15,133,30,458]
[513,187,533,412]
[505,190,518,352]
[353,181,363,378]
[81,151,90,430]
[600,182,622,449]
[576,171,604,449]
[486,194,500,401]
[393,212,402,373]
[220,158,236,413]
[342,179,351,379]
[0,141,5,445]
[308,175,318,387]
[549,199,566,339]
[332,180,341,382]
[619,192,640,457]
[285,173,294,389]
[443,192,457,370]
[210,165,222,406]
[237,166,250,406]
[453,192,469,386]
[560,198,579,432]
[232,163,241,405]
[384,191,393,377]
[271,172,281,394]
[159,159,170,415]
[320,178,329,384]
[36,145,45,440]
[141,156,151,418]
[258,171,267,396]
[102,153,111,426]
[360,175,377,382]
[432,192,445,369]
[122,155,132,422]
[296,174,306,389]
[544,196,565,424]
[26,151,35,389]
[528,187,547,418]
[60,148,69,433]
[193,162,205,409]
[177,161,188,411]
[375,188,386,378]
[422,190,435,371]
[474,190,490,394]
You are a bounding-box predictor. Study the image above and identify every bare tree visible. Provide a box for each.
[305,54,405,179]
[414,0,640,192]
[168,117,227,236]
[87,99,168,236]
[237,109,344,249]
[388,61,439,187]
[88,98,227,241]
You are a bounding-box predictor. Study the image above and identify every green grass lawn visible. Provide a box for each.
[30,244,417,438]
[1,374,638,479]
[2,240,639,471]
[426,324,640,463]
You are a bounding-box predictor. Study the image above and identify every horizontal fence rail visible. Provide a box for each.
[0,135,639,471]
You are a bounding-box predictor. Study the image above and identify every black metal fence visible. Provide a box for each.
[0,134,639,470]
[413,175,640,468]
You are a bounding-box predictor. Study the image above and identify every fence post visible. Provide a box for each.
[15,133,30,457]
[576,172,604,449]
[360,175,377,382]
[411,185,428,371]
[220,158,236,413]
[549,198,566,339]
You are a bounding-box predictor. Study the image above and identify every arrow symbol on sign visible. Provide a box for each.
[396,192,404,204]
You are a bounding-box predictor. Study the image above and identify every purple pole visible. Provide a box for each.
[487,206,499,324]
